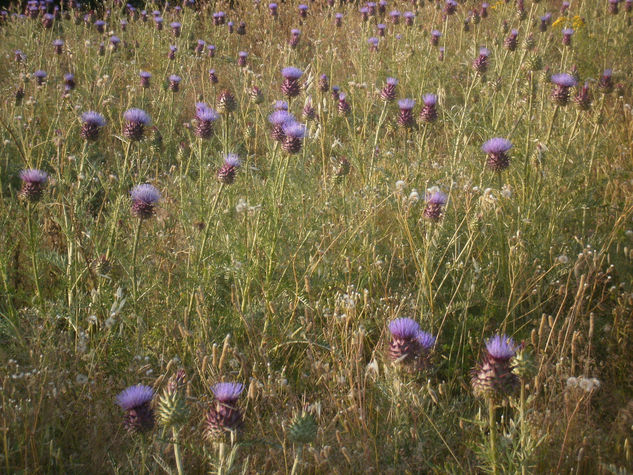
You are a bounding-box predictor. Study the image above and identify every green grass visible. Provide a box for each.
[1,0,633,473]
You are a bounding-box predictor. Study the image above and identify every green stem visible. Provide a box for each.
[27,203,43,307]
[545,105,560,146]
[489,399,498,475]
[172,427,184,475]
[131,218,143,311]
[520,380,527,475]
[290,445,303,475]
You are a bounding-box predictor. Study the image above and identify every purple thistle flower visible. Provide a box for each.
[360,7,369,21]
[420,94,439,123]
[130,184,161,219]
[170,21,182,36]
[423,187,447,221]
[377,23,386,36]
[207,44,216,57]
[217,153,241,184]
[194,103,219,139]
[140,71,151,88]
[298,3,308,17]
[337,92,351,115]
[19,169,48,202]
[609,0,620,14]
[444,0,458,15]
[34,70,47,85]
[268,110,294,141]
[335,12,343,27]
[380,77,398,102]
[539,13,551,31]
[598,69,614,94]
[205,382,244,439]
[473,47,490,75]
[482,137,512,171]
[120,19,127,30]
[237,22,246,35]
[168,44,177,60]
[208,69,218,84]
[389,318,420,340]
[227,21,234,34]
[551,73,577,106]
[378,0,387,14]
[94,19,106,33]
[109,35,120,49]
[281,67,303,98]
[238,51,248,67]
[504,29,518,51]
[211,382,244,403]
[367,2,376,15]
[431,29,442,46]
[404,11,415,26]
[282,67,303,80]
[389,10,401,24]
[116,384,155,433]
[416,331,436,350]
[318,74,329,93]
[562,28,574,46]
[42,12,54,28]
[282,121,306,153]
[195,39,206,54]
[154,16,163,30]
[63,73,75,91]
[269,3,278,16]
[53,39,64,54]
[485,334,516,360]
[368,37,379,51]
[397,98,416,128]
[81,111,106,141]
[123,108,151,141]
[574,81,592,110]
[289,29,301,48]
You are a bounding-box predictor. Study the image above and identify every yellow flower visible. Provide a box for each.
[551,17,567,28]
[572,15,586,30]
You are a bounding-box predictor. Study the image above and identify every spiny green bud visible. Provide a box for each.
[150,127,163,154]
[512,349,536,380]
[157,389,188,428]
[288,412,318,444]
[526,54,543,72]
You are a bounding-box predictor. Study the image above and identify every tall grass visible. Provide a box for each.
[1,0,633,472]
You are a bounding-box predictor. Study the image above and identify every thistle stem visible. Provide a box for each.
[290,445,303,475]
[520,380,527,475]
[488,399,498,475]
[545,105,560,146]
[172,427,184,475]
[27,202,43,307]
[132,218,143,313]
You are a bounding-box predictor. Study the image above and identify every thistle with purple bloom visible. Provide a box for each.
[389,10,400,23]
[238,51,248,68]
[53,39,64,54]
[335,13,343,27]
[289,29,301,48]
[562,28,574,46]
[482,137,512,172]
[34,70,47,86]
[95,19,106,33]
[116,385,155,433]
[170,21,181,36]
[205,382,244,439]
[281,67,303,98]
[598,69,613,94]
[473,47,490,75]
[471,334,519,400]
[217,153,241,184]
[420,94,438,123]
[550,73,577,106]
[19,169,48,202]
[154,16,163,30]
[431,29,442,46]
[140,71,151,88]
[504,29,518,51]
[64,73,75,91]
[338,92,351,116]
[574,82,592,111]
[380,77,398,102]
[123,108,151,141]
[282,122,306,154]
[423,187,447,221]
[130,184,160,219]
[268,110,294,141]
[81,111,106,142]
[318,74,329,93]
[207,44,216,58]
[368,37,379,52]
[208,69,218,84]
[194,103,219,139]
[397,98,416,128]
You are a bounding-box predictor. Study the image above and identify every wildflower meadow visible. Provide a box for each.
[1,0,633,473]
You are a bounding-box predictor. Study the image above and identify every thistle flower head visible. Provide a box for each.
[268,110,294,125]
[479,47,490,57]
[431,29,442,37]
[551,73,577,87]
[239,51,248,58]
[53,39,64,47]
[140,71,151,79]
[124,108,151,125]
[482,137,512,154]
[82,111,106,127]
[388,317,420,340]
[368,37,379,47]
[281,67,303,80]
[34,70,47,79]
[426,188,447,205]
[116,385,154,410]
[20,169,48,185]
[130,184,161,205]
[197,106,219,123]
[416,331,436,350]
[291,28,301,36]
[398,98,415,110]
[282,122,306,138]
[562,28,574,36]
[603,68,613,78]
[423,93,437,106]
[169,74,181,83]
[211,382,244,403]
[223,153,241,168]
[485,334,516,360]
